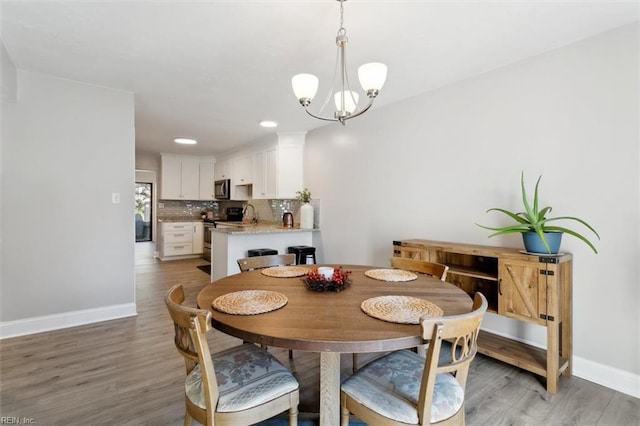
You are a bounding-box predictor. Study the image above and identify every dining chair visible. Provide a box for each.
[341,293,487,426]
[352,257,451,372]
[237,253,297,272]
[165,284,300,426]
[390,257,449,281]
[237,253,298,359]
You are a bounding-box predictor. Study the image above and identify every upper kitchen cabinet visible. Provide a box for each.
[276,136,304,199]
[160,154,200,200]
[198,158,216,200]
[161,154,216,200]
[253,132,305,199]
[214,159,230,181]
[253,148,277,199]
[232,154,253,185]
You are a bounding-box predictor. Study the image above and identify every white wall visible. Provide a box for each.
[305,23,639,395]
[1,42,17,104]
[135,150,161,172]
[1,69,137,335]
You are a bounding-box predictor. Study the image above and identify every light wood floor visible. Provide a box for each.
[1,242,638,425]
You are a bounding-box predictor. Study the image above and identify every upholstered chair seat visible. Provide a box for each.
[185,343,299,412]
[341,350,464,424]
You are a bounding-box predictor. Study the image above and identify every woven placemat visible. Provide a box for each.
[364,269,418,282]
[361,295,443,324]
[260,266,310,278]
[212,290,288,315]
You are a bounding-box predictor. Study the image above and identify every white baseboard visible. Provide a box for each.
[0,303,138,339]
[482,327,640,399]
[573,355,640,399]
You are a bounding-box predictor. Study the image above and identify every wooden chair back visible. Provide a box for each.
[237,253,296,272]
[165,284,218,425]
[416,292,487,424]
[390,257,449,281]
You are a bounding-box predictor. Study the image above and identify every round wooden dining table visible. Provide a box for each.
[197,264,472,426]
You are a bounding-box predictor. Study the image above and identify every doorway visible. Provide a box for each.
[135,182,152,242]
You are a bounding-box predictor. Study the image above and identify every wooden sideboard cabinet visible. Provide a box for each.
[393,239,573,393]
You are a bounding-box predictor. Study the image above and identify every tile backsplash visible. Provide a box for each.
[157,200,221,220]
[157,198,320,226]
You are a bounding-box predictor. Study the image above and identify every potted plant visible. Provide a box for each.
[296,188,314,229]
[296,188,312,204]
[477,172,600,254]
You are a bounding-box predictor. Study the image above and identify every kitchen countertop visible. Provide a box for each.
[157,217,203,223]
[210,222,319,234]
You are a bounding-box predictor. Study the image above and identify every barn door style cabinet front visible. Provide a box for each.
[392,239,572,393]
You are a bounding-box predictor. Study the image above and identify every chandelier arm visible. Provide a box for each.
[303,108,340,123]
[341,44,360,114]
[339,39,348,112]
[318,45,343,116]
[301,95,376,124]
[341,97,375,121]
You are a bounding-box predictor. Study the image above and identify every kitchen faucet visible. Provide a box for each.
[242,203,257,223]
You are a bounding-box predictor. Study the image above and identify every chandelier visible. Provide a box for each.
[291,0,387,125]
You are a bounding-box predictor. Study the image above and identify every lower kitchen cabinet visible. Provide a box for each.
[159,221,203,260]
[392,239,573,394]
[192,222,203,254]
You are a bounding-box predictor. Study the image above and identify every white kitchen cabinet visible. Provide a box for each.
[160,154,200,200]
[251,138,304,199]
[276,142,304,198]
[198,159,216,200]
[232,154,253,185]
[159,221,203,260]
[253,148,277,199]
[192,222,204,254]
[214,159,230,181]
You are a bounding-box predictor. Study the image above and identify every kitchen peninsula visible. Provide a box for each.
[210,223,318,281]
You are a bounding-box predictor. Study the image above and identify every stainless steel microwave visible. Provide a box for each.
[214,179,231,200]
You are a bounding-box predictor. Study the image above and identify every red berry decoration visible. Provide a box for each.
[303,266,351,292]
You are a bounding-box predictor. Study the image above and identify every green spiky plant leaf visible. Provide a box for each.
[476,172,600,254]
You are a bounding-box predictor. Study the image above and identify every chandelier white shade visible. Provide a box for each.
[291,0,387,125]
[291,74,319,105]
[334,91,358,114]
[357,63,388,94]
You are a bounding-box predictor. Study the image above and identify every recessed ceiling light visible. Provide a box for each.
[174,138,197,145]
[259,120,278,128]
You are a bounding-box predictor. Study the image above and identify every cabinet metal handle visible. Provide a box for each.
[174,246,184,249]
[498,278,502,295]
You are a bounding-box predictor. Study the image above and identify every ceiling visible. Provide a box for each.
[2,1,638,156]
